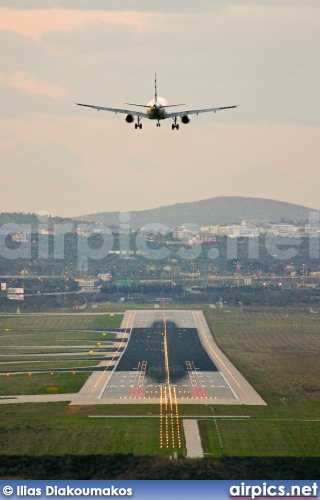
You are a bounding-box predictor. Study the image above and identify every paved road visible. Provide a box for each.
[183,419,204,458]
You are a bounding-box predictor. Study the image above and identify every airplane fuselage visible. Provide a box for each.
[146,98,168,120]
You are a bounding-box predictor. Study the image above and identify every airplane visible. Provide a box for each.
[76,74,237,130]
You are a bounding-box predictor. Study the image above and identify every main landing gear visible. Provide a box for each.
[172,117,179,130]
[135,117,142,129]
[156,121,161,127]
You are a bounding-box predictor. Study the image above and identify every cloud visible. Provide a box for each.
[0,71,69,98]
[0,8,151,40]
[0,0,319,12]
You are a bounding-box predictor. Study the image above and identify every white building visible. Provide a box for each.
[76,227,94,238]
[227,225,260,238]
[98,273,111,281]
[11,233,29,242]
[269,224,300,237]
[199,232,216,243]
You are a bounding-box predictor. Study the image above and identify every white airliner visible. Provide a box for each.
[76,75,237,130]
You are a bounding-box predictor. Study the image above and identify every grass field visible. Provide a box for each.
[0,403,185,457]
[0,313,123,331]
[0,373,91,395]
[199,307,320,457]
[198,417,320,457]
[0,330,116,350]
[203,307,320,404]
[0,360,100,371]
[0,400,318,458]
[0,313,123,394]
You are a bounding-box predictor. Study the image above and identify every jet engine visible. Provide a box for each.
[125,114,135,123]
[180,115,190,124]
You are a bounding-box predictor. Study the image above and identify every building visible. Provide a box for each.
[242,220,270,231]
[269,224,300,237]
[227,225,260,238]
[74,279,101,293]
[98,273,111,281]
[76,227,94,238]
[199,232,216,243]
[11,233,29,242]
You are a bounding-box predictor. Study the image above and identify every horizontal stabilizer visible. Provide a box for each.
[164,104,185,107]
[124,103,150,108]
[125,102,185,108]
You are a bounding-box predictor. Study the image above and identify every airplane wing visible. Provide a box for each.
[75,103,149,118]
[166,105,237,118]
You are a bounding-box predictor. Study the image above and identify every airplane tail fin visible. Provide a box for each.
[125,74,185,108]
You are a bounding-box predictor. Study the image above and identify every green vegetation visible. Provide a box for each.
[0,360,99,371]
[0,313,122,395]
[0,314,123,331]
[198,308,320,457]
[0,403,183,457]
[0,354,103,362]
[0,373,90,395]
[199,418,320,457]
[204,308,320,404]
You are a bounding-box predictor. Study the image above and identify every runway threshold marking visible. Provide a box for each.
[191,361,207,399]
[129,361,141,399]
[129,361,147,399]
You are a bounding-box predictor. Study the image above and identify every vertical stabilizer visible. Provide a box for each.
[154,73,157,101]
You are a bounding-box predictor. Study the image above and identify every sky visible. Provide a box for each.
[0,0,320,217]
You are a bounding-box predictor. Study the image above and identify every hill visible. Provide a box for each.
[77,197,314,228]
[0,213,77,227]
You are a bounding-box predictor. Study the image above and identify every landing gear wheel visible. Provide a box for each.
[139,124,142,129]
[135,124,138,129]
[172,124,175,130]
[176,124,179,130]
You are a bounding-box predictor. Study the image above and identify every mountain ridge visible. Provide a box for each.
[75,196,315,228]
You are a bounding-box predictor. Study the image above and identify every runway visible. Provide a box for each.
[99,310,265,405]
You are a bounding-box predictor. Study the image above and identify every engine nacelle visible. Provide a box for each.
[125,114,135,123]
[180,115,190,124]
